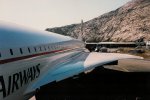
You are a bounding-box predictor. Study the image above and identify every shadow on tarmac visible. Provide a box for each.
[35,67,150,100]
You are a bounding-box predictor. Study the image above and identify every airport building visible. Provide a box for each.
[146,41,150,49]
[85,42,137,51]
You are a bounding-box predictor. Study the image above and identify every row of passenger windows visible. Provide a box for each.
[0,44,67,58]
[0,41,83,59]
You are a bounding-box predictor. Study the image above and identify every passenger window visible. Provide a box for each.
[28,47,31,53]
[10,49,13,55]
[20,48,23,54]
[34,47,37,52]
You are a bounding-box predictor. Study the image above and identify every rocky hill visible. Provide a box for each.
[46,0,150,42]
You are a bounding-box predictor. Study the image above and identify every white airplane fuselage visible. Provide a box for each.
[0,23,86,100]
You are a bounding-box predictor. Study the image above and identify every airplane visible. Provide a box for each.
[0,22,143,100]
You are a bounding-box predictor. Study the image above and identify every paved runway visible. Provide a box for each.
[104,59,150,72]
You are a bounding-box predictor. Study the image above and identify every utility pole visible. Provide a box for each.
[78,19,84,41]
[81,19,83,36]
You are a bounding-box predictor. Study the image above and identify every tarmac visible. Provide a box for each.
[104,59,150,72]
[29,58,150,100]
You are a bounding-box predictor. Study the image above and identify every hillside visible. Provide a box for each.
[46,0,150,42]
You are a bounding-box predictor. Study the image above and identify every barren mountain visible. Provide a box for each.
[46,0,150,42]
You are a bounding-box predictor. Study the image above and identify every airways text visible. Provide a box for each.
[0,64,41,98]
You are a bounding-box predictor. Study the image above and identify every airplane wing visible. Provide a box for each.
[84,52,143,71]
[25,52,143,94]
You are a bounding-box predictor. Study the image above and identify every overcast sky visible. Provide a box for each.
[0,0,131,30]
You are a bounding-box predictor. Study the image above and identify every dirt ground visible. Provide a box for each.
[118,47,150,59]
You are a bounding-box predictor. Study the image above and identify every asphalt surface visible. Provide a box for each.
[104,59,150,72]
[30,59,150,100]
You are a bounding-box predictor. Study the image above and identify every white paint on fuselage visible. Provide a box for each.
[0,22,73,49]
[0,50,83,100]
[0,22,86,100]
[0,22,85,60]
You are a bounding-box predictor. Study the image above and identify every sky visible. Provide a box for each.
[0,0,131,30]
